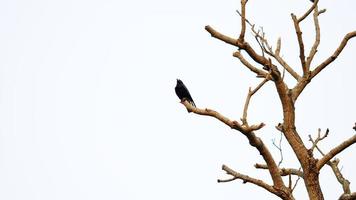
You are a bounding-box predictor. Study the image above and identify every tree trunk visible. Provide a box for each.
[276,82,325,200]
[304,169,324,200]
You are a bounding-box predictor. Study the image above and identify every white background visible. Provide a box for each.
[0,0,355,199]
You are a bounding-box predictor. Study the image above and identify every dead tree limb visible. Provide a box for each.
[178,0,356,199]
[255,163,303,178]
[219,164,279,195]
[309,128,354,197]
[241,78,269,125]
[317,134,356,170]
[291,13,307,73]
[311,31,356,79]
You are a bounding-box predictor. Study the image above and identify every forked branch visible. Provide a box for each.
[309,129,354,197]
[305,6,324,71]
[274,38,301,80]
[205,25,278,73]
[241,78,269,124]
[317,134,356,170]
[309,128,329,153]
[235,9,300,81]
[180,100,287,192]
[298,0,319,22]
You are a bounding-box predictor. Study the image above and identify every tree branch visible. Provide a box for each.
[205,25,238,46]
[308,128,329,153]
[217,177,237,183]
[339,193,356,200]
[233,51,268,78]
[305,6,324,71]
[181,100,245,132]
[330,159,351,195]
[317,134,356,170]
[220,164,279,195]
[291,30,356,102]
[251,25,300,81]
[205,25,276,71]
[272,131,284,167]
[291,14,306,74]
[298,0,319,22]
[236,9,273,58]
[241,78,269,124]
[180,100,287,191]
[291,169,302,193]
[311,31,356,79]
[309,129,353,196]
[255,163,303,178]
[235,10,301,81]
[274,38,301,80]
[238,0,247,41]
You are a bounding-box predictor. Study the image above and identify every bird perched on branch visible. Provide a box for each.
[175,79,196,112]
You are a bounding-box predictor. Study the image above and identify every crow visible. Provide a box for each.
[175,79,196,112]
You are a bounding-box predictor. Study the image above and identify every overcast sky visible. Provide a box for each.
[0,0,355,199]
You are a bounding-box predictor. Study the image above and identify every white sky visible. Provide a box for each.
[0,0,355,199]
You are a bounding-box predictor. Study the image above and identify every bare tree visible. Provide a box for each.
[177,1,356,199]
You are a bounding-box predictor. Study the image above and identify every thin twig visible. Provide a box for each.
[241,78,269,125]
[291,167,302,192]
[309,128,329,153]
[236,9,253,27]
[254,31,266,57]
[217,177,237,183]
[272,131,284,167]
[288,174,292,190]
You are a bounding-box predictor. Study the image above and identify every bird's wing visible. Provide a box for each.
[181,82,196,106]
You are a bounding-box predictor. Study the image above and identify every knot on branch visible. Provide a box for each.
[276,123,284,132]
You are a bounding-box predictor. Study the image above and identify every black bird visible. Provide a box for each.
[175,79,196,112]
[310,0,315,2]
